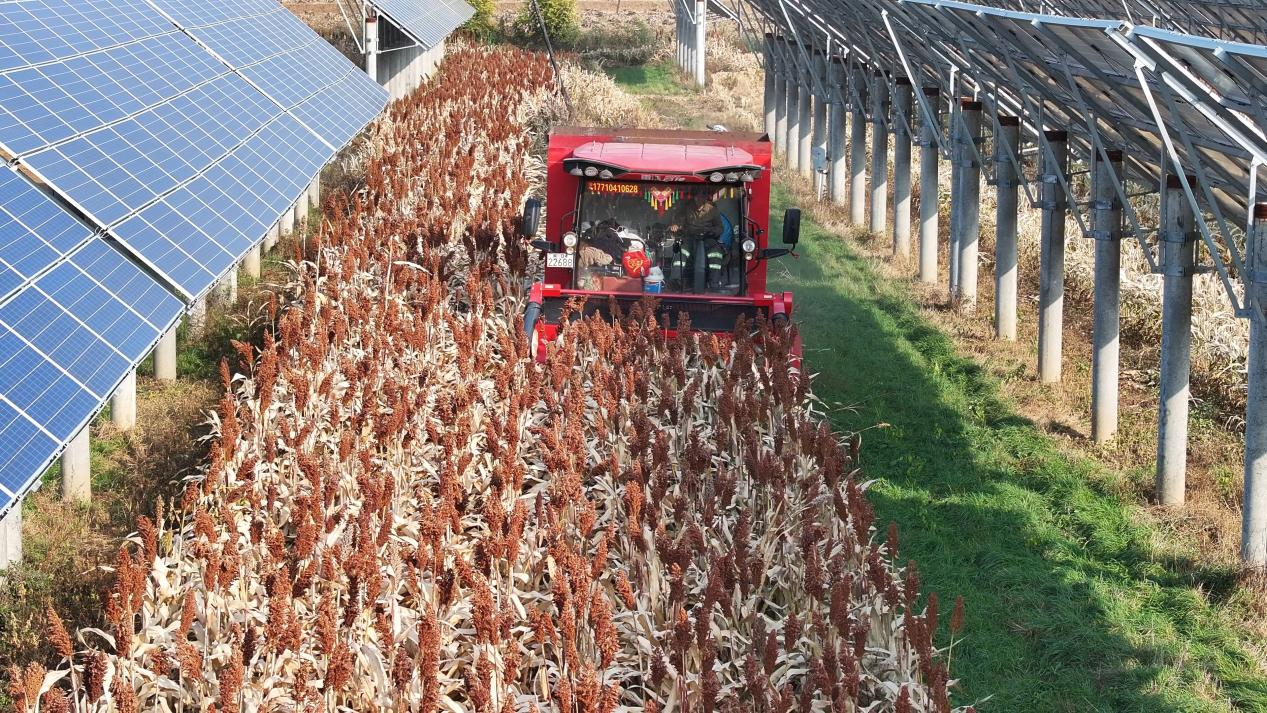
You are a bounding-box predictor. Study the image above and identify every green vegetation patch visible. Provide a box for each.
[607,61,686,95]
[769,185,1267,711]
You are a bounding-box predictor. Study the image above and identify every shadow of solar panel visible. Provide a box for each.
[371,0,475,50]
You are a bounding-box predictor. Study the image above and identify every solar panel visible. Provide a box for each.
[0,396,58,500]
[370,0,475,51]
[0,0,174,73]
[153,2,389,149]
[0,166,94,303]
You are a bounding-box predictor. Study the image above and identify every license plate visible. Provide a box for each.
[546,252,574,268]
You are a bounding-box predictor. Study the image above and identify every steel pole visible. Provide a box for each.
[829,58,847,205]
[364,13,378,83]
[955,101,982,310]
[1091,150,1124,444]
[947,97,966,299]
[693,0,706,88]
[919,87,941,284]
[1242,204,1267,563]
[1156,174,1197,506]
[1037,130,1069,383]
[870,72,889,235]
[812,50,828,196]
[994,116,1021,339]
[849,65,867,226]
[892,78,913,257]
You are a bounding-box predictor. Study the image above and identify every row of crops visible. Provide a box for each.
[11,46,967,712]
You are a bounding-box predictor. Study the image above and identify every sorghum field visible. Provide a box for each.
[8,45,966,712]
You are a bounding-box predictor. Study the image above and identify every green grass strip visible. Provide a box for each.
[769,185,1267,711]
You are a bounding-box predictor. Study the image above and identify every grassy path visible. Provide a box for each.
[769,188,1267,711]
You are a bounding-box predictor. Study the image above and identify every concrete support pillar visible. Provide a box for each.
[1155,174,1197,506]
[1037,130,1069,383]
[919,88,941,285]
[217,269,238,305]
[797,72,813,180]
[61,426,90,504]
[763,35,777,140]
[364,12,379,83]
[870,72,890,235]
[1090,150,1124,444]
[293,198,305,230]
[892,78,913,257]
[1242,204,1267,564]
[0,505,21,570]
[281,203,296,236]
[994,116,1021,340]
[786,76,801,173]
[828,58,847,205]
[953,101,983,309]
[308,175,321,214]
[111,370,136,431]
[849,66,867,226]
[693,0,706,88]
[264,221,280,252]
[154,326,177,382]
[811,51,828,196]
[676,9,684,71]
[188,296,207,339]
[244,243,262,280]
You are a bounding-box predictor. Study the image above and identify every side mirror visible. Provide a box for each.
[522,198,542,238]
[530,239,553,252]
[783,208,801,245]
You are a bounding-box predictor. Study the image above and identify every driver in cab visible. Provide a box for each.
[671,195,722,238]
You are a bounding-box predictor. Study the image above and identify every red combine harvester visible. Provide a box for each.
[521,126,801,361]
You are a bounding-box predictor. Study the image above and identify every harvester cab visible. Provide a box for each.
[522,126,800,361]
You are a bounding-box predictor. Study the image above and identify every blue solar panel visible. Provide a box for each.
[0,0,174,73]
[0,396,58,499]
[0,33,227,157]
[0,166,94,303]
[370,0,475,50]
[0,325,99,441]
[0,287,131,397]
[155,3,388,149]
[143,0,279,28]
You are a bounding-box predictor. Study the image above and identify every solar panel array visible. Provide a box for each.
[370,0,474,51]
[0,0,392,517]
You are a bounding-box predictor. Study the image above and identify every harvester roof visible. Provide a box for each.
[570,141,760,176]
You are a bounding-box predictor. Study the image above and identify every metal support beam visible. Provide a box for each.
[849,66,867,225]
[994,116,1021,339]
[1156,174,1197,507]
[61,426,90,504]
[1037,130,1069,384]
[1091,150,1125,444]
[1243,204,1267,564]
[111,369,136,431]
[919,87,941,285]
[870,72,890,235]
[155,326,177,382]
[892,78,913,257]
[774,51,788,160]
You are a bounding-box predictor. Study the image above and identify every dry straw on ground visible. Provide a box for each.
[16,44,969,712]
